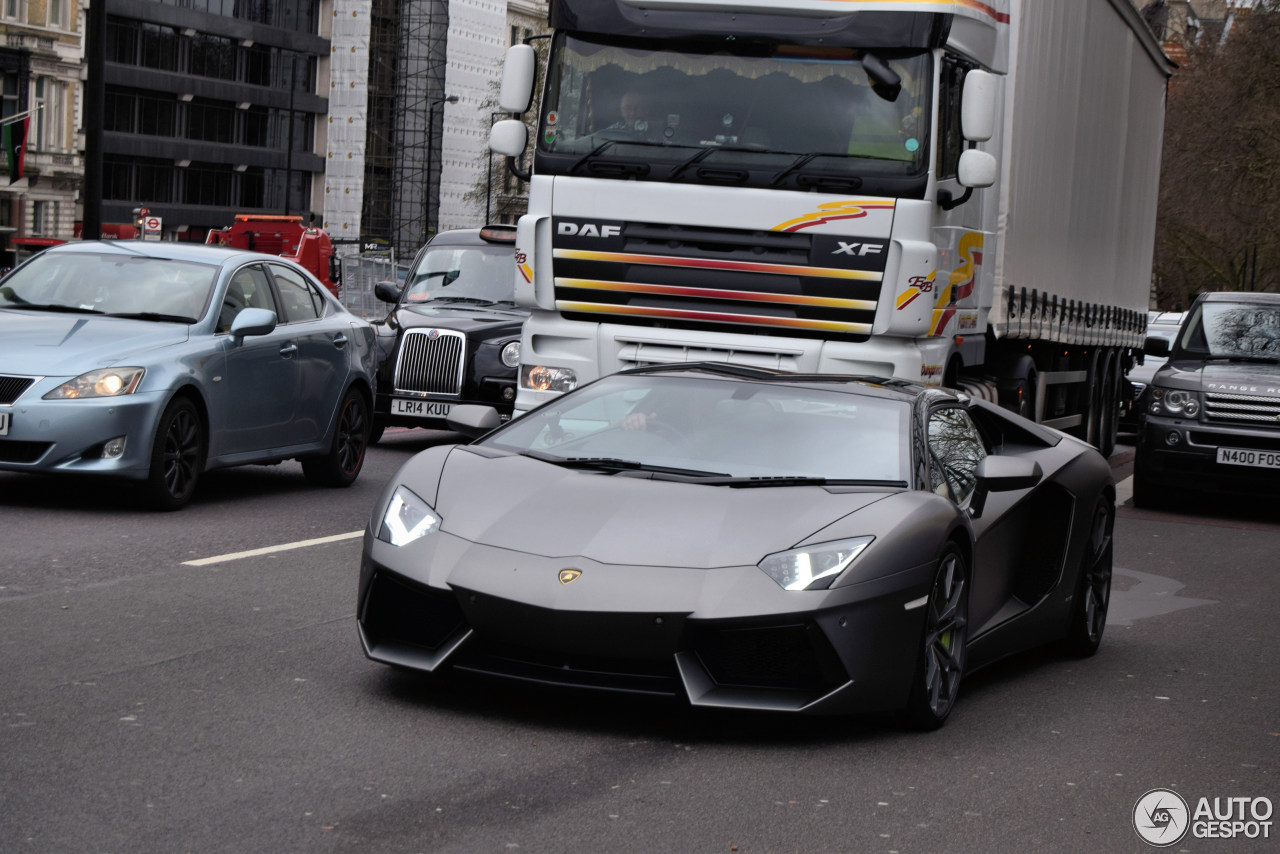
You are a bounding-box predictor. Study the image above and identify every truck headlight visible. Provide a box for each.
[758,537,874,591]
[378,486,442,547]
[521,364,577,393]
[1149,387,1200,417]
[500,340,521,368]
[44,367,146,399]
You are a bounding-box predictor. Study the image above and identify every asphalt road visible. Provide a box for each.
[1,430,1276,853]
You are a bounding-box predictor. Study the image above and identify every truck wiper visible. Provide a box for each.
[670,144,792,180]
[569,137,670,174]
[770,153,822,187]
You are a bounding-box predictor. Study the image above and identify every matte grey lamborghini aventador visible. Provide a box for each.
[357,364,1115,728]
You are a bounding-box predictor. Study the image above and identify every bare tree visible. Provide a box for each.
[1152,0,1280,308]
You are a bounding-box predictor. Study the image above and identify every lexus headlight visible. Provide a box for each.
[44,367,145,399]
[521,364,577,393]
[1149,387,1200,418]
[758,536,874,591]
[500,340,521,368]
[378,485,442,547]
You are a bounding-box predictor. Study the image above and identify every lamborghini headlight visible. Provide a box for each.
[44,367,145,399]
[757,536,874,591]
[1148,387,1200,418]
[378,485,442,547]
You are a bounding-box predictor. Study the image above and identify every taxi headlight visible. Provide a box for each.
[500,340,521,368]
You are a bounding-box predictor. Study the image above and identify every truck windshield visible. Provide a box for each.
[538,34,931,189]
[1174,302,1280,360]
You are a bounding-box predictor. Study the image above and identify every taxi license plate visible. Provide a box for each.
[392,398,451,419]
[0,411,8,436]
[1216,447,1280,469]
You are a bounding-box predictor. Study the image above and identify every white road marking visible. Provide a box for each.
[1115,474,1133,506]
[183,531,364,566]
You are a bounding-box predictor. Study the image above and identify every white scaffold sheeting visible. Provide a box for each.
[325,0,374,244]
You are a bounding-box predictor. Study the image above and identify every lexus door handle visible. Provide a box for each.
[332,334,349,348]
[279,344,298,357]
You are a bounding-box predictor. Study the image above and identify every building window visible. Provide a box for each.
[3,0,24,23]
[32,201,57,236]
[48,0,67,28]
[32,78,66,152]
[187,99,235,144]
[139,23,180,72]
[190,33,237,81]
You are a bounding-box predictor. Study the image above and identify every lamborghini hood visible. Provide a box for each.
[432,448,892,568]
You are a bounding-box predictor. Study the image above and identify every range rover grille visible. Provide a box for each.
[1204,391,1280,425]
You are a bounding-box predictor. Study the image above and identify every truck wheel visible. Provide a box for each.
[302,387,368,487]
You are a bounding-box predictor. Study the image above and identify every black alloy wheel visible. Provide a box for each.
[303,387,368,487]
[905,544,969,730]
[1063,498,1114,657]
[144,397,205,511]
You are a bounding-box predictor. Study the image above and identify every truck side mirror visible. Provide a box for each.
[490,119,528,158]
[957,149,998,189]
[500,44,536,113]
[961,70,998,142]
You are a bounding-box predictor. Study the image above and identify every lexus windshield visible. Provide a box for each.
[480,373,911,483]
[537,34,932,193]
[0,253,215,322]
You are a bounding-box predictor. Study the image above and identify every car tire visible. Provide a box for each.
[302,387,368,487]
[143,396,205,511]
[1061,498,1114,657]
[367,415,386,446]
[904,543,969,730]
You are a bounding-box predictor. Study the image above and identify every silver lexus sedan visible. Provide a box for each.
[0,241,377,509]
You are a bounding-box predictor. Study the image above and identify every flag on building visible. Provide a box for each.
[3,116,28,185]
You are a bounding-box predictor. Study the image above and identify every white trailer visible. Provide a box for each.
[491,0,1171,453]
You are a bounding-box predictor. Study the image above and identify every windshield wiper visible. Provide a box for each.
[9,303,105,315]
[1203,354,1280,364]
[426,296,495,305]
[770,153,823,187]
[108,311,197,323]
[699,476,908,489]
[521,451,728,478]
[569,137,670,174]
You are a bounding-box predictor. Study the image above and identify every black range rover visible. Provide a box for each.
[1133,292,1280,507]
[369,226,527,442]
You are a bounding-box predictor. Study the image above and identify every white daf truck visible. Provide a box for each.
[490,0,1171,454]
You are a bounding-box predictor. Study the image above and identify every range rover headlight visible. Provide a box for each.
[378,485,442,547]
[758,536,874,591]
[500,340,521,368]
[1149,387,1201,417]
[44,367,146,399]
[521,364,577,393]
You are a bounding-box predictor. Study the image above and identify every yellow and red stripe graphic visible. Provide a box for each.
[557,302,871,335]
[515,248,532,284]
[772,200,896,233]
[942,232,984,305]
[896,270,937,311]
[553,248,882,281]
[558,278,876,310]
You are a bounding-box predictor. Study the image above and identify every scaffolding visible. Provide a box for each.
[363,0,450,262]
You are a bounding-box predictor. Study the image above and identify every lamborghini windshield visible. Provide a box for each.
[538,34,932,190]
[481,372,911,483]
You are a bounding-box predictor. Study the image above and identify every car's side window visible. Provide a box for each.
[269,263,325,323]
[927,407,987,505]
[218,264,278,333]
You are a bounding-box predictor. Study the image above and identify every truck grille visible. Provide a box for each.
[552,218,885,341]
[393,329,465,396]
[0,374,36,405]
[1204,391,1280,425]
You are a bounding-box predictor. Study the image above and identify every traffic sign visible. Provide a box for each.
[143,216,162,241]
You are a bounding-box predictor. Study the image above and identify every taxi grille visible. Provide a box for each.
[1204,391,1280,425]
[0,374,36,405]
[393,329,465,396]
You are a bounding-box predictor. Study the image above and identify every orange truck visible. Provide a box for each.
[205,214,341,295]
